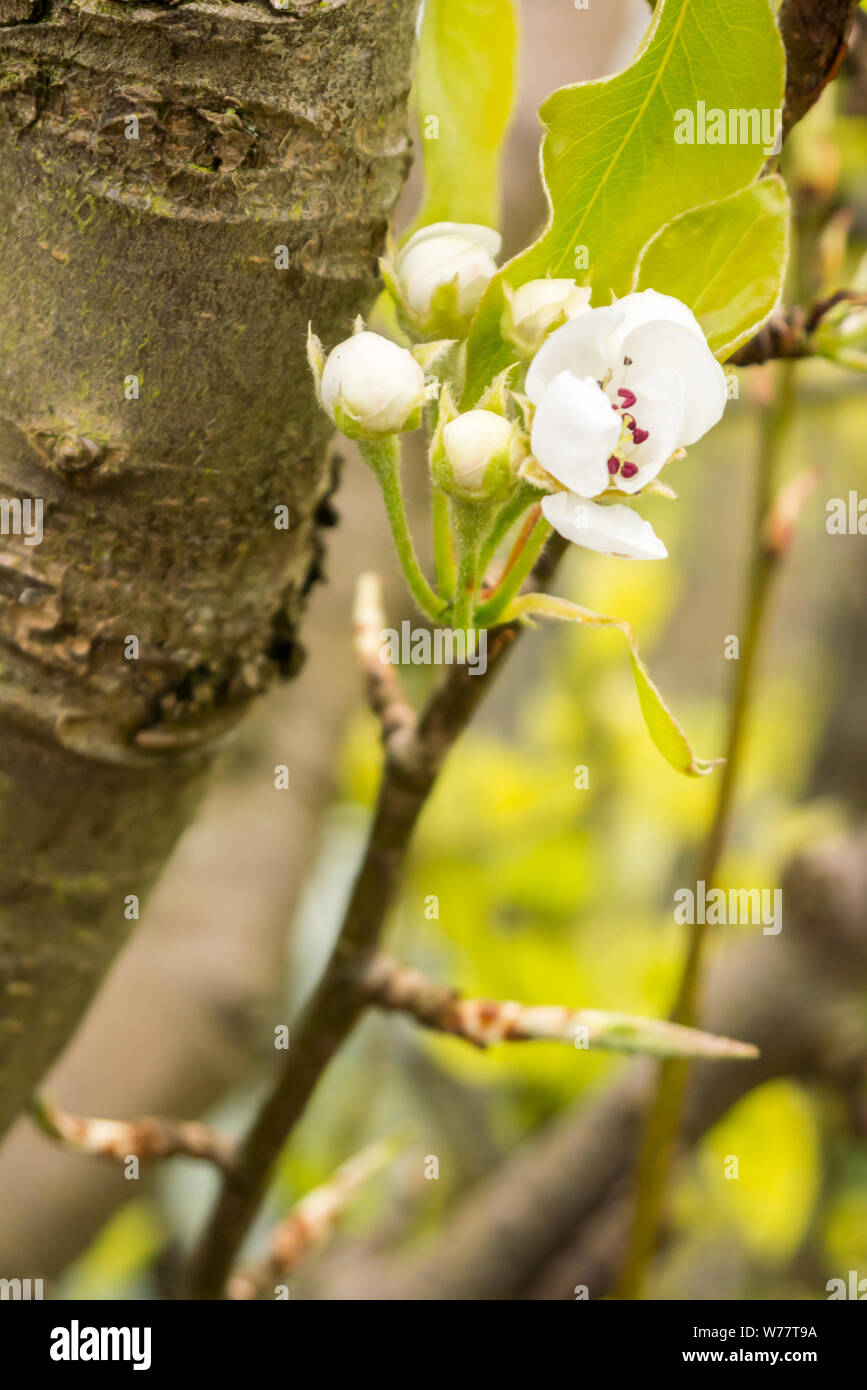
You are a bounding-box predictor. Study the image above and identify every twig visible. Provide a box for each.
[778,0,859,137]
[30,1093,236,1174]
[184,536,565,1298]
[353,572,417,755]
[362,955,759,1060]
[227,1138,397,1300]
[727,292,867,367]
[616,361,802,1299]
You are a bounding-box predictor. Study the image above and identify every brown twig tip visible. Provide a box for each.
[353,572,417,751]
[226,1137,399,1300]
[762,465,822,558]
[727,291,867,367]
[362,957,759,1061]
[30,1093,236,1174]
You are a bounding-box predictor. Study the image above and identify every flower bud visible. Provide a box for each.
[437,409,519,501]
[319,331,427,439]
[504,278,592,353]
[386,222,501,337]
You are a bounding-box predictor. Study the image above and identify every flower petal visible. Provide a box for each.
[526,305,625,403]
[616,368,685,494]
[617,320,727,445]
[530,372,617,497]
[398,222,502,258]
[541,494,668,560]
[611,289,705,342]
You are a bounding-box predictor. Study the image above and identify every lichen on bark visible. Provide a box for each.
[0,0,420,1136]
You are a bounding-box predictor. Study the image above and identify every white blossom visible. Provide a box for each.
[394,222,501,323]
[526,290,726,558]
[527,289,727,497]
[319,331,426,438]
[507,278,592,351]
[441,409,516,495]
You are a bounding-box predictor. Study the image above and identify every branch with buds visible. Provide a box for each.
[226,1138,399,1300]
[362,955,759,1060]
[30,1094,236,1174]
[184,557,541,1299]
[728,291,867,368]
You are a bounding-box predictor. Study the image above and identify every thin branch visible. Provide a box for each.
[30,1093,236,1175]
[726,292,867,367]
[184,536,565,1298]
[362,955,759,1060]
[778,0,859,137]
[353,572,417,755]
[616,361,802,1299]
[227,1138,398,1300]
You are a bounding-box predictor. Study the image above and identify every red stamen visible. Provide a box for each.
[607,455,620,475]
[621,462,638,479]
[631,428,649,445]
[617,388,636,409]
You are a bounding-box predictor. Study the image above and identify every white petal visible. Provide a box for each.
[398,239,494,314]
[615,368,685,495]
[321,332,424,432]
[530,372,617,497]
[541,494,668,560]
[398,222,502,259]
[611,289,705,342]
[526,305,625,403]
[618,321,727,445]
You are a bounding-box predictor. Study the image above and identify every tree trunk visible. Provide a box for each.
[0,0,419,1137]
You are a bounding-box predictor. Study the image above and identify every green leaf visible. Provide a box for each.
[464,0,785,402]
[633,178,790,358]
[628,648,721,777]
[502,592,723,777]
[411,0,519,233]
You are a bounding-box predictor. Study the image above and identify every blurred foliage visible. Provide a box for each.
[57,1201,166,1302]
[410,0,518,232]
[694,1082,822,1263]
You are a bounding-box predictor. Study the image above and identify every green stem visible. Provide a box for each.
[615,360,797,1300]
[360,437,443,620]
[452,542,477,634]
[450,499,489,633]
[477,480,541,582]
[475,515,552,627]
[432,487,456,602]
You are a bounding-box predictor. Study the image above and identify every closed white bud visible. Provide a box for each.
[392,222,501,334]
[320,331,426,439]
[506,278,592,352]
[440,409,517,498]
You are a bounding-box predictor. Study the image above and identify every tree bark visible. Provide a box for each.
[0,0,419,1137]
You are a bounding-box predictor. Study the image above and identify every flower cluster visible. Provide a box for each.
[308,221,728,628]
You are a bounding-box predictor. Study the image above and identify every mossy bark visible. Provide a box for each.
[0,0,419,1136]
